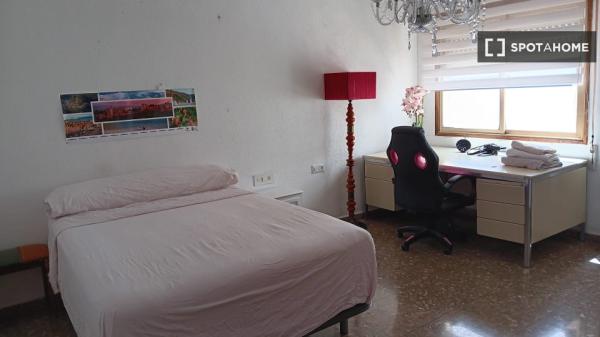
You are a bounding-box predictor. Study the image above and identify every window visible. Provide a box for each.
[421,0,592,144]
[440,89,500,130]
[436,84,587,143]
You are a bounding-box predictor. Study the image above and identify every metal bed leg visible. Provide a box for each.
[340,319,349,335]
[523,178,533,268]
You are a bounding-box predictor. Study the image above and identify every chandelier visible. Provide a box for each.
[371,0,486,56]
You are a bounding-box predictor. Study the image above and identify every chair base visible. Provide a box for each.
[397,226,454,255]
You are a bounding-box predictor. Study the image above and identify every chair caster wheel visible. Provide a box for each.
[401,243,409,252]
[443,248,453,255]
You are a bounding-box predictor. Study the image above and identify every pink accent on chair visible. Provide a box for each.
[414,152,428,170]
[389,149,399,166]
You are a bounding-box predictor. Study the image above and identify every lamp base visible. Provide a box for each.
[344,217,368,230]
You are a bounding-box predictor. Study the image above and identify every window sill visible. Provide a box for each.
[435,130,587,145]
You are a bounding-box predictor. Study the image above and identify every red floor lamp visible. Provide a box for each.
[324,72,376,228]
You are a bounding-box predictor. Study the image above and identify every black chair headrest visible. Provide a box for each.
[391,126,425,136]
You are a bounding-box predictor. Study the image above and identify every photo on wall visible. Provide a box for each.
[92,98,174,123]
[59,88,198,143]
[103,119,169,134]
[60,93,99,114]
[170,106,198,128]
[166,88,196,107]
[64,113,103,139]
[99,90,165,101]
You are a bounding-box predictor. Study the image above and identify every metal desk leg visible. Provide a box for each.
[523,178,533,268]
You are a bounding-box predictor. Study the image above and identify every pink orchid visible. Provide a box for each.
[402,86,429,126]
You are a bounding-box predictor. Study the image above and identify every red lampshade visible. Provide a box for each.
[324,72,377,101]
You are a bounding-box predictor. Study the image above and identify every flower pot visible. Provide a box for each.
[412,115,424,128]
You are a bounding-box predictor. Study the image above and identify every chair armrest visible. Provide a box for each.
[444,175,475,195]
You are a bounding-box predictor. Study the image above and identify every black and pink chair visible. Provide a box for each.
[387,126,475,255]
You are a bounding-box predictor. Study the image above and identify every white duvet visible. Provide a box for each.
[48,187,377,337]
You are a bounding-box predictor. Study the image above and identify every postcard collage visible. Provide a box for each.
[60,88,198,142]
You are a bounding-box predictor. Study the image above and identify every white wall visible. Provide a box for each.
[0,0,417,308]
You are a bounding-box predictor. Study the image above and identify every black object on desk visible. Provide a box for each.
[467,143,506,156]
[456,139,471,153]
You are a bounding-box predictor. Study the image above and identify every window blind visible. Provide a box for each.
[419,0,590,91]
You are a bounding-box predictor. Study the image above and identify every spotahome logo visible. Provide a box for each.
[478,31,596,63]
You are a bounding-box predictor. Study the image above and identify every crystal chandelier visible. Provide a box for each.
[371,0,486,56]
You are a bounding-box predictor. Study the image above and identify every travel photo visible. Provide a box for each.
[166,88,196,107]
[92,98,174,123]
[98,90,165,101]
[60,93,98,114]
[102,119,169,134]
[170,106,198,128]
[63,113,103,138]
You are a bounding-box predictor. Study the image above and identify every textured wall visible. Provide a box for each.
[0,0,417,308]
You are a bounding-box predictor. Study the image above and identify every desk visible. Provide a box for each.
[364,146,588,267]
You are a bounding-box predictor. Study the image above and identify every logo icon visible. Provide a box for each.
[484,37,506,57]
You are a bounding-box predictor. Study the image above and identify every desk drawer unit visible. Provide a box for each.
[476,178,525,243]
[364,162,395,211]
[365,178,395,210]
[365,163,394,181]
[477,218,524,244]
[477,200,525,224]
[477,179,525,205]
[476,167,586,244]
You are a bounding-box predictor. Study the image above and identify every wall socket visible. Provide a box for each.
[311,164,325,174]
[252,172,275,187]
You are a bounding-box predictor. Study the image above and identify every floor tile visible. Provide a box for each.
[2,211,599,337]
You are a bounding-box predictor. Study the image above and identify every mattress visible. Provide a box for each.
[48,187,377,337]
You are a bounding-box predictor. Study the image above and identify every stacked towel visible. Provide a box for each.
[501,141,562,170]
[511,141,557,155]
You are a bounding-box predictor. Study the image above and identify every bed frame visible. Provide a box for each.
[305,303,370,336]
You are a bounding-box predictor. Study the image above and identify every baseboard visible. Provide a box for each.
[583,231,600,242]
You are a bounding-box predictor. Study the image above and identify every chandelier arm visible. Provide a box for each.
[372,2,394,26]
[399,2,409,24]
[394,0,402,23]
[372,0,485,56]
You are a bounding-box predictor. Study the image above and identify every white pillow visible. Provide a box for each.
[45,165,238,218]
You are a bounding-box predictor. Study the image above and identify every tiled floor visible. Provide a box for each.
[1,210,599,337]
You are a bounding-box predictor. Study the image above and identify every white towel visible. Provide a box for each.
[501,156,563,170]
[506,149,559,163]
[511,141,557,155]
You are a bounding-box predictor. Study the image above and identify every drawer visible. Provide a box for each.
[477,179,524,205]
[477,200,525,224]
[477,217,524,244]
[365,163,393,181]
[365,178,395,211]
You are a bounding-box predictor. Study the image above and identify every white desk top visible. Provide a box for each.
[364,146,588,182]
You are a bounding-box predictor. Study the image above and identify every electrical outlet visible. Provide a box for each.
[311,164,325,174]
[253,172,275,187]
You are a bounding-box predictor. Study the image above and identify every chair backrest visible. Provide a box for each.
[386,126,445,212]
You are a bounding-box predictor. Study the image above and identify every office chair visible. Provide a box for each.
[387,126,475,255]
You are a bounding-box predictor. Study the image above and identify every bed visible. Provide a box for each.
[45,166,377,337]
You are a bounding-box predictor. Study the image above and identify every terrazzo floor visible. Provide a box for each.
[1,210,599,337]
